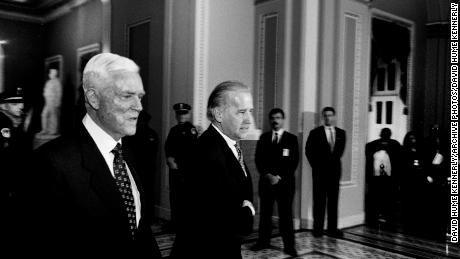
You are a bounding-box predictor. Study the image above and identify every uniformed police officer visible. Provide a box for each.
[165,103,199,230]
[0,88,28,251]
[1,87,27,189]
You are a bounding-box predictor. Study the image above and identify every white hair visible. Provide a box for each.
[82,53,139,90]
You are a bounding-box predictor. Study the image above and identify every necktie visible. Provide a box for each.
[111,143,137,239]
[234,142,247,177]
[328,127,335,151]
[273,132,279,145]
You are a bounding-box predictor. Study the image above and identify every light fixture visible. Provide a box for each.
[0,40,7,45]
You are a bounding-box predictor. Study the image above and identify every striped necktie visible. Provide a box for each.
[234,142,247,177]
[328,127,335,152]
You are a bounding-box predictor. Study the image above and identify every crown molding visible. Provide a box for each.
[0,9,43,23]
[43,0,91,23]
[0,0,92,24]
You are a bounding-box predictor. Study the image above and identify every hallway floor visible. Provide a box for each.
[152,220,459,258]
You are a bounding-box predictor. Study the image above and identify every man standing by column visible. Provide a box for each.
[305,107,346,237]
[165,103,199,230]
[252,108,299,256]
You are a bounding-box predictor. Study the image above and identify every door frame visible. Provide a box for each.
[370,9,415,134]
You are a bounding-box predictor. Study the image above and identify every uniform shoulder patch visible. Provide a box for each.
[1,127,11,138]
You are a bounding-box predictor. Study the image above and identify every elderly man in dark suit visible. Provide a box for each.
[172,81,255,259]
[23,53,161,258]
[305,106,346,238]
[251,108,299,256]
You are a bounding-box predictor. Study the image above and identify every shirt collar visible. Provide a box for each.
[212,123,237,147]
[272,128,284,137]
[83,113,120,154]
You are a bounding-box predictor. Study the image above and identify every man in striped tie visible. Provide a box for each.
[305,107,346,238]
[172,81,255,259]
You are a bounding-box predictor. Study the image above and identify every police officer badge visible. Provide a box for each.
[1,127,11,138]
[191,128,197,135]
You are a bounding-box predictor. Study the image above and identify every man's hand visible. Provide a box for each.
[166,157,179,170]
[196,125,204,136]
[266,173,281,185]
[242,200,255,216]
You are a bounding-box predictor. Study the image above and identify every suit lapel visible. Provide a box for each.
[208,126,248,180]
[319,126,328,146]
[78,125,124,214]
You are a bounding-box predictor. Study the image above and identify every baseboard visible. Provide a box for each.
[253,216,302,230]
[300,218,314,229]
[338,213,365,229]
[298,213,364,230]
[155,205,171,220]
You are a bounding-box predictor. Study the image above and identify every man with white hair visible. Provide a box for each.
[24,53,161,258]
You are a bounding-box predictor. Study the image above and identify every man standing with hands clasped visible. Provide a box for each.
[165,102,199,231]
[252,108,299,256]
[305,107,346,238]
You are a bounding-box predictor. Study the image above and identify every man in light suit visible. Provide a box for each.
[172,81,255,259]
[252,108,299,256]
[23,53,161,258]
[305,107,346,238]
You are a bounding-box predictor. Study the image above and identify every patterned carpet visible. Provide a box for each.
[151,220,457,258]
[341,225,460,259]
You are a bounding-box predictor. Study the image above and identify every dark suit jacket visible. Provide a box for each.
[365,138,401,179]
[22,124,161,258]
[255,130,299,192]
[173,125,253,259]
[305,126,346,178]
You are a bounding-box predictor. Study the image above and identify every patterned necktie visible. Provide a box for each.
[111,143,137,239]
[328,127,335,152]
[234,142,247,177]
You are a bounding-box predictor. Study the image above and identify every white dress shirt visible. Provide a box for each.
[83,114,141,226]
[324,126,335,146]
[272,128,285,144]
[212,124,239,161]
[211,123,255,215]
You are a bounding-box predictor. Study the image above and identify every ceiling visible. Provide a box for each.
[0,0,69,16]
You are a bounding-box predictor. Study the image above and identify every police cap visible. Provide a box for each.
[0,87,24,104]
[173,103,191,115]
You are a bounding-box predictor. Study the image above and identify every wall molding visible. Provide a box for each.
[0,44,4,93]
[0,0,96,24]
[124,18,151,57]
[101,0,111,53]
[338,213,365,229]
[348,12,363,185]
[300,213,364,230]
[256,11,279,129]
[193,0,210,128]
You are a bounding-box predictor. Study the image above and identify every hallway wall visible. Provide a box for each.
[0,17,44,111]
[159,0,256,219]
[43,0,103,133]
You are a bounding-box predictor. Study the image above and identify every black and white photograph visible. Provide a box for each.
[0,0,457,258]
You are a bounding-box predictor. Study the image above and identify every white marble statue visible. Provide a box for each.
[38,68,62,136]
